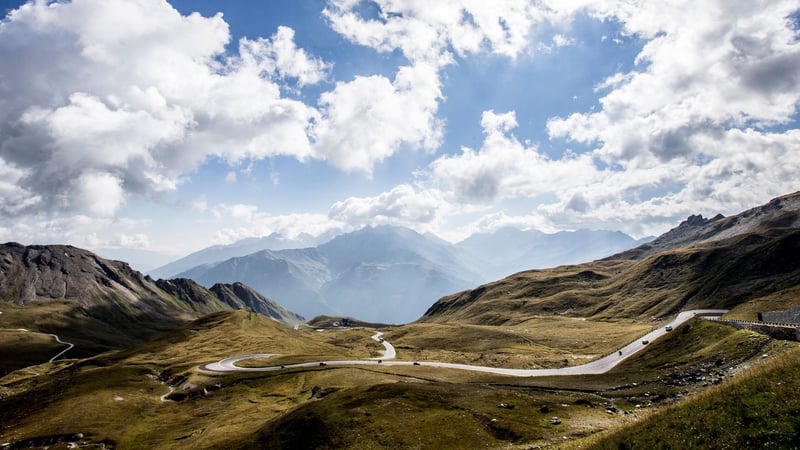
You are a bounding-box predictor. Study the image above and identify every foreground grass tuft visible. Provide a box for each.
[577,345,800,449]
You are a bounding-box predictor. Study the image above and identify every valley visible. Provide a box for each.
[200,309,727,376]
[157,226,642,323]
[0,192,799,448]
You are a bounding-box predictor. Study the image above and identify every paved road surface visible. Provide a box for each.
[47,333,75,362]
[0,310,74,362]
[200,309,728,377]
[369,332,396,360]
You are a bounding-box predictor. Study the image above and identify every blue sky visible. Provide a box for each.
[1,0,799,270]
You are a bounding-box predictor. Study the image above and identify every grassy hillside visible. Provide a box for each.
[422,228,800,324]
[386,318,652,369]
[0,329,66,376]
[1,309,796,449]
[0,243,307,373]
[578,345,800,449]
[231,381,625,450]
[0,311,379,448]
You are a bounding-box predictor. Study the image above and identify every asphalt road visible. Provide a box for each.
[199,309,729,377]
[47,333,75,362]
[0,310,75,362]
[368,332,396,360]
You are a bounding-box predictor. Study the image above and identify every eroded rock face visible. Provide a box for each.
[615,191,800,261]
[0,242,303,325]
[0,243,154,306]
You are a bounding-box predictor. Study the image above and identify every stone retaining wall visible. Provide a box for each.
[715,319,800,341]
[758,306,800,325]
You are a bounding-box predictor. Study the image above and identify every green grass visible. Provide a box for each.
[386,318,653,369]
[0,330,67,376]
[609,318,772,373]
[0,300,178,357]
[0,312,397,448]
[2,311,798,449]
[723,283,800,320]
[229,381,629,450]
[575,345,800,449]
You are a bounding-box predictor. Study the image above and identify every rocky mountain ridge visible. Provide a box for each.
[614,191,800,260]
[171,225,642,323]
[177,226,483,323]
[422,191,800,325]
[0,243,303,356]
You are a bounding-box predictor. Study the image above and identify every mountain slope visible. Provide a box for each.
[177,226,485,323]
[149,232,325,279]
[0,243,304,361]
[422,192,800,325]
[178,248,332,319]
[586,345,800,448]
[614,190,800,260]
[209,282,305,325]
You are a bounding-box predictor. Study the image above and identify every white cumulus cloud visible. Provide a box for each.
[0,0,327,216]
[313,62,444,173]
[329,184,445,228]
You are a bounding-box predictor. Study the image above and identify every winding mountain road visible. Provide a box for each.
[47,333,75,362]
[199,310,728,377]
[0,310,75,362]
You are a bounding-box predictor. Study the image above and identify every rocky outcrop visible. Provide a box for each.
[613,191,800,260]
[210,282,304,325]
[0,242,302,324]
[0,243,156,306]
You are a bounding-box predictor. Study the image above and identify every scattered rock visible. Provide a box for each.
[309,385,338,399]
[539,405,550,413]
[549,417,561,425]
[660,362,727,386]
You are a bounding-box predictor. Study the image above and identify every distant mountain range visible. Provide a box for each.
[422,191,800,325]
[174,226,482,323]
[158,225,644,323]
[148,232,328,280]
[0,243,303,357]
[457,227,648,280]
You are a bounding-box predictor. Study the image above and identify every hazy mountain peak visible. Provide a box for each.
[457,226,638,280]
[149,232,326,279]
[175,224,644,323]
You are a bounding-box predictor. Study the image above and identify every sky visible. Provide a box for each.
[0,0,799,270]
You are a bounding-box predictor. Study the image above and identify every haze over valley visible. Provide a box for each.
[153,225,644,322]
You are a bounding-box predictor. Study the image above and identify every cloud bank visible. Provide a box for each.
[328,0,800,238]
[1,0,799,252]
